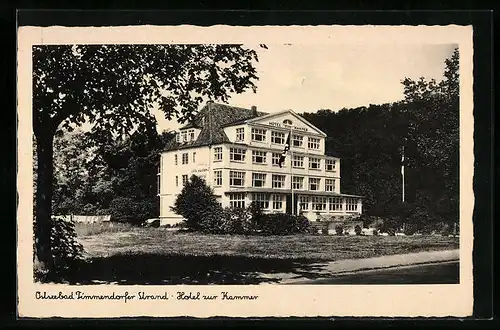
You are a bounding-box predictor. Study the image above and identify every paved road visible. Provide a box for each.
[290,261,459,285]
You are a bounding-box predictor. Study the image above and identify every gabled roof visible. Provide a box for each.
[244,109,327,137]
[163,102,267,151]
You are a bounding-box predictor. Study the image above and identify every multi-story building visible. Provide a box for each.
[158,101,363,226]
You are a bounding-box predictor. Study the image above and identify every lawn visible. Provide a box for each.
[77,227,459,261]
[56,226,459,285]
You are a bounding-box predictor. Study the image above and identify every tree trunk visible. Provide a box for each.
[35,132,55,271]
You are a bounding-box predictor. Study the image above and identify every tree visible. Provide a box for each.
[171,175,222,231]
[50,129,104,215]
[301,47,459,229]
[33,44,261,269]
[401,47,459,226]
[48,128,175,224]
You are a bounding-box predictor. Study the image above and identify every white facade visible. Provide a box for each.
[158,108,362,226]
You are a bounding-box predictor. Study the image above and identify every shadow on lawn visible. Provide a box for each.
[55,254,326,285]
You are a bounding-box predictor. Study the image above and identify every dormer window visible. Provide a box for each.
[188,129,195,141]
[178,128,197,143]
[236,128,245,142]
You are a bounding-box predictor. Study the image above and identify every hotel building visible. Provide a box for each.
[158,101,363,226]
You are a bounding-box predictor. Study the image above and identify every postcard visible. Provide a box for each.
[17,24,474,318]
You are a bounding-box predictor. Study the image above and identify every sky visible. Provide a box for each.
[155,43,456,132]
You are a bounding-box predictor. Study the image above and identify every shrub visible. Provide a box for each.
[335,224,343,236]
[440,223,451,236]
[260,213,310,235]
[354,225,362,235]
[34,218,85,282]
[360,215,385,229]
[221,207,253,235]
[403,222,418,236]
[247,201,264,229]
[381,215,402,234]
[172,175,222,231]
[107,196,157,225]
[199,205,225,234]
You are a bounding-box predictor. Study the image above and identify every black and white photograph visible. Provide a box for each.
[17,24,474,318]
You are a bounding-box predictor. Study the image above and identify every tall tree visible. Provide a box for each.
[302,47,459,230]
[50,129,104,215]
[33,44,260,269]
[401,47,459,227]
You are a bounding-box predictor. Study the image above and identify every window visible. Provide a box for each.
[193,152,196,163]
[326,159,337,171]
[181,131,188,142]
[252,193,269,209]
[272,174,286,188]
[175,176,178,187]
[230,148,246,162]
[309,157,321,170]
[174,154,178,165]
[292,134,303,147]
[252,150,267,164]
[229,171,245,186]
[325,179,335,192]
[214,147,223,162]
[213,170,222,186]
[175,133,180,143]
[346,198,358,211]
[292,176,304,190]
[188,129,195,141]
[308,137,320,150]
[251,128,266,142]
[271,131,285,144]
[293,155,304,168]
[283,119,293,125]
[252,173,266,187]
[229,193,246,209]
[272,195,284,210]
[236,128,245,142]
[182,174,188,186]
[156,173,160,195]
[182,153,188,164]
[312,196,326,211]
[309,177,321,191]
[329,197,342,211]
[299,196,309,211]
[272,153,284,167]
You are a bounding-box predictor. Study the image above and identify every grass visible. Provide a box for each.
[77,226,459,261]
[74,221,135,237]
[46,224,459,285]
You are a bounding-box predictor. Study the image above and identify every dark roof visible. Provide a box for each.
[164,102,267,151]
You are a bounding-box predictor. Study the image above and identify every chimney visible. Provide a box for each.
[251,105,258,117]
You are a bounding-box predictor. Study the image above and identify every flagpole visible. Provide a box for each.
[400,145,406,233]
[402,145,405,203]
[290,126,294,215]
